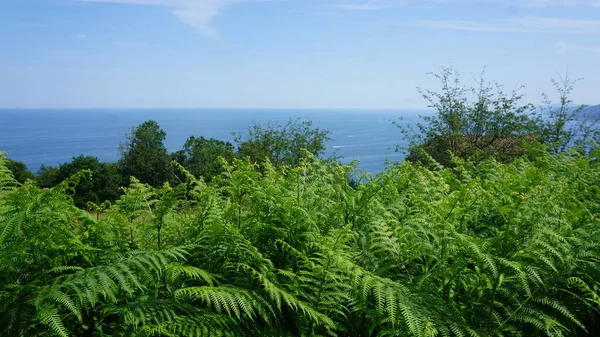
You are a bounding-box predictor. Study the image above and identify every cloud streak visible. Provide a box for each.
[328,0,600,10]
[72,0,600,36]
[557,41,600,53]
[76,0,266,38]
[404,16,600,34]
[524,0,600,7]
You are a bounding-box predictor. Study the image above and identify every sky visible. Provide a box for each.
[0,0,599,109]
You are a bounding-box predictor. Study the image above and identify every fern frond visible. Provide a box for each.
[175,286,268,321]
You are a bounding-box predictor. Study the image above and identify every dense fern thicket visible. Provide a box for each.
[1,149,599,337]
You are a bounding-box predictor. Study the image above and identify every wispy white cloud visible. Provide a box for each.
[404,16,600,34]
[525,0,600,7]
[557,41,600,53]
[75,0,269,38]
[325,0,480,11]
[328,0,600,10]
[73,33,88,40]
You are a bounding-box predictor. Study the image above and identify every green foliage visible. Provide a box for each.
[1,147,599,336]
[0,153,18,193]
[399,67,599,167]
[235,118,331,167]
[536,73,600,153]
[175,135,235,181]
[56,155,104,207]
[35,155,123,208]
[5,158,36,183]
[37,164,62,188]
[95,162,124,203]
[119,120,172,187]
[399,66,539,167]
[62,155,121,207]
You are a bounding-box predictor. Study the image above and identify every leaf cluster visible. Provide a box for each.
[1,147,599,336]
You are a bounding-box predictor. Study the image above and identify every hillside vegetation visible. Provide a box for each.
[1,147,600,336]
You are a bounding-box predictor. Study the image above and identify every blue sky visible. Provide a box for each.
[1,0,599,109]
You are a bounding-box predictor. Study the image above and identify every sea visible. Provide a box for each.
[0,109,428,175]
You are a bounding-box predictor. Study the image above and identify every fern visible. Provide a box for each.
[2,148,600,336]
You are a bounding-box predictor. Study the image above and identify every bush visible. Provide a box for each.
[235,118,331,167]
[4,158,35,183]
[1,149,599,336]
[175,135,235,182]
[399,67,598,166]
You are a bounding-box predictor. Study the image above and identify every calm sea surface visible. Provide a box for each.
[0,109,426,174]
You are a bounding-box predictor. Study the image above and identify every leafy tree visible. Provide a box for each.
[401,67,598,166]
[234,118,331,167]
[536,72,600,153]
[399,66,539,166]
[95,162,123,202]
[176,136,235,181]
[57,155,102,207]
[4,158,35,183]
[36,164,61,188]
[119,120,171,187]
[34,155,123,208]
[60,155,123,207]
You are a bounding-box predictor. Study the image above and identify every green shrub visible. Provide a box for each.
[1,149,599,336]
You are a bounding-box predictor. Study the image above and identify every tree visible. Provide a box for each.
[399,66,539,166]
[57,155,102,207]
[95,162,123,203]
[176,136,235,181]
[536,72,600,153]
[234,118,331,167]
[34,155,123,208]
[119,120,171,187]
[59,155,123,207]
[4,159,35,184]
[36,164,61,188]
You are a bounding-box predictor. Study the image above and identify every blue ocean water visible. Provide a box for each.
[0,109,425,175]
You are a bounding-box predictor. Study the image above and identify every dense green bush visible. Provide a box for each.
[36,155,123,208]
[172,135,236,182]
[235,118,332,167]
[4,158,35,183]
[399,67,599,166]
[405,134,543,167]
[1,147,598,336]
